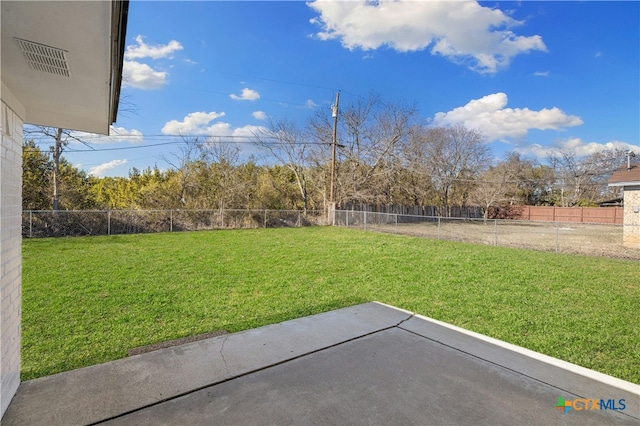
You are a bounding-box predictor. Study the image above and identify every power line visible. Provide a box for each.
[177,86,324,109]
[24,135,334,153]
[23,143,625,186]
[206,69,338,93]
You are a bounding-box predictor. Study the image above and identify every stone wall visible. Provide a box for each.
[623,186,640,248]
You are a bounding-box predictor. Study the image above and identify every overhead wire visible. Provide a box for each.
[23,128,630,182]
[23,134,334,153]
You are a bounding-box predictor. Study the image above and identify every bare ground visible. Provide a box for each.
[352,221,640,260]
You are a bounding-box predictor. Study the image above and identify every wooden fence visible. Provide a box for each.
[344,203,624,225]
[489,205,624,224]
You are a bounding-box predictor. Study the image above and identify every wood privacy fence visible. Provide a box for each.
[343,204,624,225]
[488,205,624,224]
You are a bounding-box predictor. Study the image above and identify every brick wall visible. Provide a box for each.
[622,187,640,248]
[1,100,22,416]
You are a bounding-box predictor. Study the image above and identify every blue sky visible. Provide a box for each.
[44,1,639,177]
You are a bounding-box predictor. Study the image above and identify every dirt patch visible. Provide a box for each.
[356,221,640,260]
[128,330,228,356]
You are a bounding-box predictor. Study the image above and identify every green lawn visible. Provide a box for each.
[22,227,640,383]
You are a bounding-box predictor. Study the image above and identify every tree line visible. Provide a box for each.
[22,94,626,216]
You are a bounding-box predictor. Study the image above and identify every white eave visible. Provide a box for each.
[608,182,640,188]
[1,1,127,135]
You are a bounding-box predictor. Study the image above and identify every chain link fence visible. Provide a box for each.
[22,209,639,260]
[334,210,640,260]
[22,209,328,238]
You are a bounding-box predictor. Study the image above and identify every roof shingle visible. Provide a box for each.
[608,163,640,185]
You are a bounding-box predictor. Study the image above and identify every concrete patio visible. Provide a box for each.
[2,302,638,425]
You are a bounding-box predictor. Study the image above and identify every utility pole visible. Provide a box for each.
[330,90,340,205]
[52,127,63,211]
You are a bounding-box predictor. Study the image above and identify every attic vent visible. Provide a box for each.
[14,38,70,77]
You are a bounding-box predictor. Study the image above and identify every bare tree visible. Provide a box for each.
[548,148,627,206]
[470,164,513,220]
[306,108,335,209]
[499,153,548,205]
[407,125,490,214]
[253,118,312,211]
[161,135,204,207]
[334,93,417,205]
[478,152,554,206]
[305,93,418,207]
[200,137,245,210]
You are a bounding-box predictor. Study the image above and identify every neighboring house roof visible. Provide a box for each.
[608,163,640,187]
[1,1,129,134]
[599,197,623,207]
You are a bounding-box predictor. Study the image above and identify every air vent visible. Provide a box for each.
[14,38,70,77]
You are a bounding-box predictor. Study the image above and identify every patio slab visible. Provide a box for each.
[3,302,639,425]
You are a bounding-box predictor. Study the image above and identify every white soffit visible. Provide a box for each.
[1,1,113,134]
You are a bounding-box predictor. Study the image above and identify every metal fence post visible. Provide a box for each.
[364,211,367,230]
[493,219,497,246]
[29,211,33,238]
[170,210,173,232]
[395,213,398,233]
[555,221,559,253]
[437,217,441,240]
[107,210,111,235]
[264,209,267,228]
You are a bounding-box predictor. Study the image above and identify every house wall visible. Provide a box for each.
[1,96,23,417]
[623,186,640,248]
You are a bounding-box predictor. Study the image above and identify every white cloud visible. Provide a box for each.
[252,111,267,120]
[431,93,583,141]
[305,99,319,108]
[89,159,128,177]
[308,0,547,74]
[122,35,183,90]
[161,111,268,144]
[108,126,144,142]
[122,60,168,90]
[70,126,144,144]
[125,35,183,60]
[516,138,637,158]
[230,88,260,101]
[228,124,269,139]
[161,111,227,134]
[534,71,549,77]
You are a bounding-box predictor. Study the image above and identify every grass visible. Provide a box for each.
[22,227,640,383]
